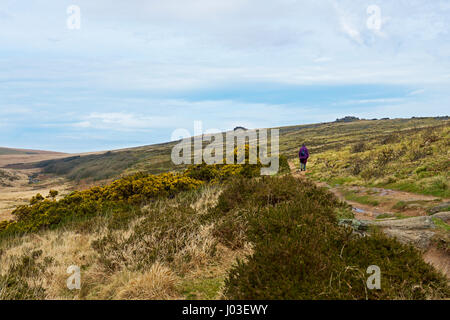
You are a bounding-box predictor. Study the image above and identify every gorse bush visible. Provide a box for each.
[375,147,396,167]
[0,172,203,237]
[185,163,260,183]
[348,156,367,175]
[184,145,290,183]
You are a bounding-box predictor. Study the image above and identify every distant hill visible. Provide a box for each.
[0,147,64,156]
[0,148,67,167]
[4,117,449,182]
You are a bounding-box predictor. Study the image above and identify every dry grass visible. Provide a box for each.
[0,229,98,299]
[0,185,248,300]
[190,186,222,215]
[96,263,180,300]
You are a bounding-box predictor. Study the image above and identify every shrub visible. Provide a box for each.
[351,142,366,153]
[29,194,44,205]
[47,190,59,199]
[348,156,366,175]
[393,201,407,211]
[184,146,289,183]
[223,176,449,299]
[0,252,50,300]
[380,133,399,144]
[0,172,203,237]
[278,154,290,174]
[209,176,345,250]
[422,129,439,145]
[407,144,431,162]
[375,147,396,167]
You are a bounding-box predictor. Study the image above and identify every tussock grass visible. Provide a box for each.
[96,263,180,300]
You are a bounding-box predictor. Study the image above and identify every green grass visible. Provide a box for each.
[392,201,408,211]
[384,180,450,199]
[376,213,410,220]
[179,276,224,300]
[342,190,380,206]
[329,176,358,186]
[334,207,355,220]
[432,217,450,232]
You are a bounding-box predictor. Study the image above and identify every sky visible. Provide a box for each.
[0,0,449,153]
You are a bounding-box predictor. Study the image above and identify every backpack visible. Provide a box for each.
[300,149,306,157]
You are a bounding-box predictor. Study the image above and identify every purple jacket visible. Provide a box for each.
[299,146,309,162]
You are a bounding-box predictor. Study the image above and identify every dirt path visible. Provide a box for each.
[288,161,380,220]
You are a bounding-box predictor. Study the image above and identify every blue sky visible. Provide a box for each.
[0,0,449,153]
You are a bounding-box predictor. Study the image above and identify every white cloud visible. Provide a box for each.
[334,98,405,106]
[408,89,425,96]
[333,2,363,45]
[313,57,333,63]
[1,0,450,151]
[81,112,171,131]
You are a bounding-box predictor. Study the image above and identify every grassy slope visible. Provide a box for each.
[0,148,29,156]
[0,147,65,156]
[17,143,183,182]
[302,120,450,198]
[24,117,449,185]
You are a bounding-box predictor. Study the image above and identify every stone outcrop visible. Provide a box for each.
[339,212,450,250]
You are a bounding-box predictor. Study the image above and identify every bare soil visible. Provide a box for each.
[423,248,450,279]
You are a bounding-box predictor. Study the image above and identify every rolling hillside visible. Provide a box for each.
[9,117,448,183]
[0,148,67,167]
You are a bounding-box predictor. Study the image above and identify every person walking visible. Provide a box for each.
[298,144,309,171]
